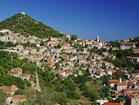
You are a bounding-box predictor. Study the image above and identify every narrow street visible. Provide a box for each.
[35,70,41,92]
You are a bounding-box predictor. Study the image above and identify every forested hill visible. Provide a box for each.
[0,13,63,38]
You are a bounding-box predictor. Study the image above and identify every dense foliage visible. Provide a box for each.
[0,51,35,89]
[0,13,63,38]
[0,41,18,48]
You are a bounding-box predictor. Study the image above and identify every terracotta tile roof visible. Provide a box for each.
[62,43,70,46]
[105,46,111,49]
[20,74,29,77]
[12,95,26,99]
[105,70,112,73]
[132,73,139,76]
[47,61,54,65]
[29,37,35,40]
[8,71,18,74]
[1,85,17,93]
[123,89,139,95]
[65,70,72,74]
[109,80,119,83]
[58,70,65,73]
[104,102,120,105]
[1,86,9,92]
[121,70,127,73]
[128,95,135,99]
[121,42,135,45]
[133,48,139,51]
[127,56,139,59]
[116,81,127,86]
[9,85,17,92]
[93,42,99,45]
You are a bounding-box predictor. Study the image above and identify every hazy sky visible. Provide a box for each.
[0,0,139,41]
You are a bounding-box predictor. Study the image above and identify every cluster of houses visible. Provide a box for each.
[0,67,37,105]
[7,67,30,80]
[1,29,139,105]
[0,67,39,105]
[106,71,139,105]
[0,84,26,105]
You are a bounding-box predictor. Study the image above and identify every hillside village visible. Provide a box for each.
[0,28,139,105]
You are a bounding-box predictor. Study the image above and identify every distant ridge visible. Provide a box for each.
[0,13,63,38]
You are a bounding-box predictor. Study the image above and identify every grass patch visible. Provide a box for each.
[86,81,103,91]
[75,87,91,105]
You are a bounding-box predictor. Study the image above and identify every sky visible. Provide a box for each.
[0,0,139,41]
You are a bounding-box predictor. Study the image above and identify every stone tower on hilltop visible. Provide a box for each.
[96,35,100,42]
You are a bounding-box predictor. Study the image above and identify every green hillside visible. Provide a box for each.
[0,13,63,38]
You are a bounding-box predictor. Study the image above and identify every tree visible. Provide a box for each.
[114,97,125,102]
[22,63,37,74]
[16,88,67,105]
[0,92,7,105]
[109,41,121,47]
[71,35,77,40]
[112,69,126,80]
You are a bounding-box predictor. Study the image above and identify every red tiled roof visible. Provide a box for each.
[8,71,18,74]
[133,48,139,51]
[65,70,72,74]
[47,61,54,65]
[12,95,26,99]
[109,80,119,83]
[9,85,17,92]
[127,56,139,59]
[1,87,9,92]
[93,42,99,45]
[121,42,135,45]
[116,81,127,86]
[104,102,120,105]
[20,74,29,77]
[132,73,139,76]
[128,95,135,99]
[105,46,111,48]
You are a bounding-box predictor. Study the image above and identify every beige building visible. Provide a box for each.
[12,95,26,105]
[108,79,119,88]
[120,42,135,50]
[115,81,127,92]
[126,94,139,105]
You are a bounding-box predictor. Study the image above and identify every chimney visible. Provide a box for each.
[119,78,122,83]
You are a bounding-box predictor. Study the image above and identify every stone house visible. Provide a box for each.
[7,68,22,77]
[127,56,139,63]
[1,84,18,95]
[114,80,127,92]
[65,34,71,40]
[56,70,72,77]
[133,48,139,53]
[12,95,26,105]
[20,74,30,80]
[120,42,135,50]
[47,40,58,47]
[108,79,119,88]
[125,94,139,105]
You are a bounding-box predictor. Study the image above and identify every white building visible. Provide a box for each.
[120,42,135,50]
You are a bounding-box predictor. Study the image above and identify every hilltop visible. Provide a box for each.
[0,12,63,38]
[1,13,139,105]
